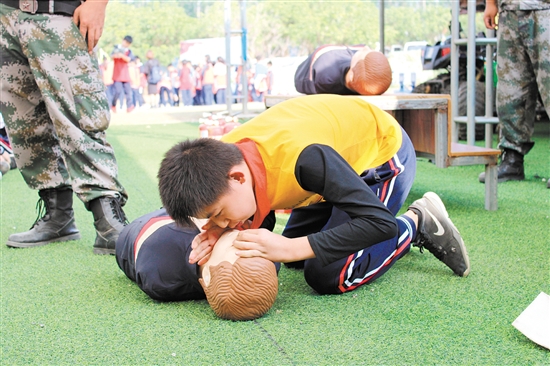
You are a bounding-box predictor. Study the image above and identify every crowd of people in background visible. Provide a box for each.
[99,37,274,113]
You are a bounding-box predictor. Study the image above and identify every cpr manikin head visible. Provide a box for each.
[345,47,392,95]
[198,230,279,321]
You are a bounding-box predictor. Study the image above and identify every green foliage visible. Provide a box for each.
[99,2,203,65]
[225,1,423,56]
[385,6,452,46]
[99,1,489,65]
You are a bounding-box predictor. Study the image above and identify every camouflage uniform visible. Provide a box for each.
[0,4,127,207]
[496,0,550,155]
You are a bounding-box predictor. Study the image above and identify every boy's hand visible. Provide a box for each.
[233,229,315,263]
[189,225,227,265]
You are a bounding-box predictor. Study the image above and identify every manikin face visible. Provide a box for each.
[346,46,372,86]
[196,225,279,321]
[350,46,372,70]
[345,46,391,96]
[199,230,240,286]
[198,164,257,229]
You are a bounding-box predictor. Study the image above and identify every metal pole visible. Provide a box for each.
[485,28,495,148]
[379,0,385,53]
[240,0,248,115]
[224,0,232,112]
[466,0,476,145]
[450,0,460,143]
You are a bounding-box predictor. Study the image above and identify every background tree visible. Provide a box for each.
[98,1,486,66]
[99,2,202,66]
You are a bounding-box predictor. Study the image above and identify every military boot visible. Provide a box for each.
[0,160,9,176]
[10,155,16,170]
[90,196,128,255]
[7,187,80,248]
[479,148,525,183]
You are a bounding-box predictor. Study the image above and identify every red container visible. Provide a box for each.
[209,126,224,139]
[199,124,209,138]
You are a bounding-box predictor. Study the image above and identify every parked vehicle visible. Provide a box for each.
[411,26,491,140]
[413,31,547,139]
[403,41,428,52]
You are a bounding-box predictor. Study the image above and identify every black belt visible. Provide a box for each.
[0,0,82,16]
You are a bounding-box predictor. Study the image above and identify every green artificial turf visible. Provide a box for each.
[1,119,549,365]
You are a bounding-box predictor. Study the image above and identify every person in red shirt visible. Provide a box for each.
[111,35,135,113]
[179,60,194,106]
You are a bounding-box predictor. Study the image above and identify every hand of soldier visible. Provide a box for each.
[73,0,109,54]
[483,2,498,29]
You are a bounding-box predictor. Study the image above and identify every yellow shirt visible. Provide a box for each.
[222,94,402,210]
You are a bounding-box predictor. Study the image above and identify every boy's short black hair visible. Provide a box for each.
[158,139,243,226]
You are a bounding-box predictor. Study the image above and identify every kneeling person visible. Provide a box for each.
[116,208,279,321]
[158,94,470,297]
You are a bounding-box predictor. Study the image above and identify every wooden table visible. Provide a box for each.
[265,93,500,210]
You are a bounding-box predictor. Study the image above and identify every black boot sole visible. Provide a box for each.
[496,175,525,183]
[6,232,81,248]
[479,173,525,184]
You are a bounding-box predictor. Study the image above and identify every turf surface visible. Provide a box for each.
[1,119,549,365]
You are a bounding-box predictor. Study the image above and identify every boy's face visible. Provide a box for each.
[199,169,257,229]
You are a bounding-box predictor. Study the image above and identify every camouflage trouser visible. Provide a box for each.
[0,5,127,208]
[496,9,550,155]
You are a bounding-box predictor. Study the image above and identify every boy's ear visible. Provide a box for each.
[229,172,245,184]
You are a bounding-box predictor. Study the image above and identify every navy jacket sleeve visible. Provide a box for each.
[294,52,318,94]
[294,144,398,266]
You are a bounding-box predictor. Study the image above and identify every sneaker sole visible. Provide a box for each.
[6,232,81,248]
[423,192,471,277]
